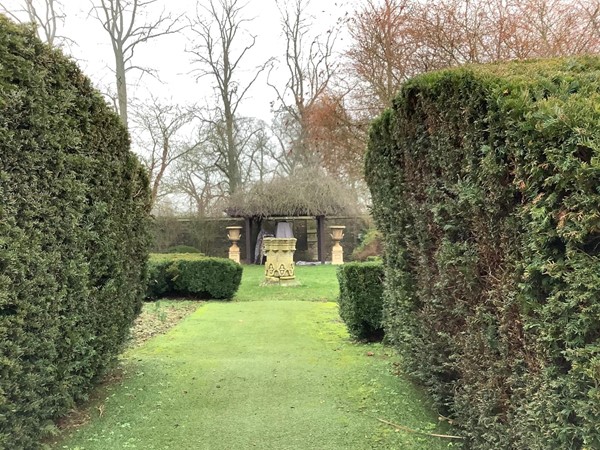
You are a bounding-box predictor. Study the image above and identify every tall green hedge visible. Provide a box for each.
[366,57,600,448]
[0,17,150,448]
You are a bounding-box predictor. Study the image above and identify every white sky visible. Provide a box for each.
[2,0,357,122]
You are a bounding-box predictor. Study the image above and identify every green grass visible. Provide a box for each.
[53,266,459,450]
[234,264,340,302]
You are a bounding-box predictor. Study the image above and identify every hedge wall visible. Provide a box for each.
[147,254,242,300]
[366,57,600,448]
[0,17,150,448]
[337,262,384,340]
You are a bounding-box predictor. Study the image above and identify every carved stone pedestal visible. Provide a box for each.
[330,225,346,265]
[262,237,299,286]
[226,226,243,264]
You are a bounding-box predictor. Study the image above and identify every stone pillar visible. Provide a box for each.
[226,226,243,264]
[330,225,346,265]
[317,215,325,264]
[306,220,318,261]
[263,237,299,286]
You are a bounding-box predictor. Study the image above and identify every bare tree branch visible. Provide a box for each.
[268,0,339,174]
[131,97,200,206]
[91,0,185,127]
[188,0,272,194]
[0,0,70,47]
[346,0,600,117]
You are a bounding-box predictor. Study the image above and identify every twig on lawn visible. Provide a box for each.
[437,413,455,425]
[376,417,464,440]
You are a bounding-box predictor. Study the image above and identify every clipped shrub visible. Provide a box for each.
[366,57,600,448]
[147,257,172,299]
[147,254,242,300]
[0,17,150,449]
[165,245,203,254]
[350,228,383,261]
[337,262,384,340]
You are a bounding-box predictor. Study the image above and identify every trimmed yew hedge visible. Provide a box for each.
[337,262,384,340]
[0,17,150,448]
[147,254,242,300]
[366,57,600,448]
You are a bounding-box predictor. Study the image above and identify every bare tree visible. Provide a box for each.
[168,115,275,215]
[303,91,365,183]
[346,0,600,116]
[248,125,274,185]
[236,118,275,185]
[92,0,183,127]
[169,136,227,217]
[579,0,600,31]
[346,0,417,113]
[269,0,338,173]
[131,97,197,206]
[188,0,271,194]
[170,161,225,217]
[0,0,65,46]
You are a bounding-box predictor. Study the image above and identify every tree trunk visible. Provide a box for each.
[115,46,128,127]
[224,104,239,194]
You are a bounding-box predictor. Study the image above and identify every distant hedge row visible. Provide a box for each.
[0,17,150,448]
[147,254,242,300]
[165,245,204,254]
[366,57,600,448]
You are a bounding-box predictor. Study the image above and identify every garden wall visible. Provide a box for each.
[0,17,150,448]
[366,57,600,448]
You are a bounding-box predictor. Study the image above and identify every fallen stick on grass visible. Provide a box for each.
[376,417,464,440]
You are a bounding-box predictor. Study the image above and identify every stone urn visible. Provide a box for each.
[329,225,346,265]
[226,226,243,264]
[262,237,298,286]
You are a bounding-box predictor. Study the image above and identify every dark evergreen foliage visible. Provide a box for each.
[147,254,242,300]
[366,57,600,448]
[0,17,151,448]
[337,262,385,341]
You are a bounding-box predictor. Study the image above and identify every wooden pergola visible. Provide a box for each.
[231,214,328,265]
[225,171,358,265]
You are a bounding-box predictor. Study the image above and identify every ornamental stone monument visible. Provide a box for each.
[262,237,298,286]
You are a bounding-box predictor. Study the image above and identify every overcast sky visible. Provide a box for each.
[2,0,356,122]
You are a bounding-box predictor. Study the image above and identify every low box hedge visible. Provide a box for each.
[337,262,384,340]
[147,254,242,300]
[165,245,203,254]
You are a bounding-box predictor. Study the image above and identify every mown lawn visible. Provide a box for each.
[52,265,459,450]
[234,264,340,302]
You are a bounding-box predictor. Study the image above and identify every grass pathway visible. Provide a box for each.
[54,267,456,450]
